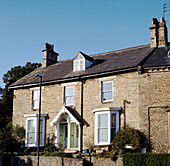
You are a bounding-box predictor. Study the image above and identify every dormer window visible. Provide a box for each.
[73,51,94,72]
[74,58,85,71]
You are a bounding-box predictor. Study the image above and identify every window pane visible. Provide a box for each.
[65,87,74,96]
[98,114,108,128]
[111,128,116,141]
[65,96,74,105]
[103,91,113,101]
[27,119,35,144]
[111,114,116,127]
[75,60,79,65]
[98,129,108,142]
[28,120,35,132]
[103,82,112,91]
[27,132,35,144]
[80,65,84,70]
[80,60,84,65]
[33,91,39,100]
[33,100,39,109]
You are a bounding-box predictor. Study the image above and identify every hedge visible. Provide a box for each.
[123,153,170,166]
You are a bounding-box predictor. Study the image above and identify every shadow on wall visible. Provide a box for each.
[3,156,33,166]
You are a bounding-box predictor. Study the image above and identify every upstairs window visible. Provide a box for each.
[32,90,40,109]
[65,86,74,106]
[74,59,84,71]
[74,53,85,72]
[102,81,113,102]
[73,52,94,72]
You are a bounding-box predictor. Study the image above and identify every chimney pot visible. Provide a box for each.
[152,18,158,24]
[160,17,165,23]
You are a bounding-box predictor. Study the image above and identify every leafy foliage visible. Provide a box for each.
[112,126,142,152]
[0,62,41,129]
[123,153,170,166]
[0,122,25,153]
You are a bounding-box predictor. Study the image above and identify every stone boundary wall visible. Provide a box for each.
[0,155,123,166]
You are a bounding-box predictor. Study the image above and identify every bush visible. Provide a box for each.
[43,145,56,153]
[43,152,72,157]
[123,153,170,166]
[112,126,142,152]
[0,122,25,153]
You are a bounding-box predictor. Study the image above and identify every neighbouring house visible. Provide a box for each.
[9,17,170,153]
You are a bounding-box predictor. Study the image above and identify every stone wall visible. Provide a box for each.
[13,72,140,150]
[8,156,123,166]
[10,156,83,166]
[139,70,170,152]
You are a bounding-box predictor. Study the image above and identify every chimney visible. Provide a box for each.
[42,43,59,67]
[158,17,168,47]
[149,17,168,47]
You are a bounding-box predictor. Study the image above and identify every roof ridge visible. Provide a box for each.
[90,44,150,57]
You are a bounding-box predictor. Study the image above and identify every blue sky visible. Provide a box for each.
[0,0,170,88]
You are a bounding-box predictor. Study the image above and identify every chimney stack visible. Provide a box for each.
[42,43,59,67]
[149,17,168,47]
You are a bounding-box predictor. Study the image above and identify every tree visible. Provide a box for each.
[0,122,25,153]
[0,62,41,129]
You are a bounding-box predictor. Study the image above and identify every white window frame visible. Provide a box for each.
[73,59,85,71]
[64,86,74,106]
[102,81,113,102]
[94,110,119,145]
[25,114,46,147]
[32,90,40,109]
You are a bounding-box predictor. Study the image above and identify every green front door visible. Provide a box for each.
[59,123,64,147]
[70,122,79,148]
[70,122,76,148]
[59,123,68,148]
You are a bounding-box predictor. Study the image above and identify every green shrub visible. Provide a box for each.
[43,152,72,157]
[0,122,25,153]
[111,151,118,161]
[112,126,142,151]
[43,145,56,153]
[123,153,170,166]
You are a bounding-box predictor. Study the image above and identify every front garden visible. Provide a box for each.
[0,124,170,166]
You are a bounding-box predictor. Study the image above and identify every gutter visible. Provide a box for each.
[8,67,137,90]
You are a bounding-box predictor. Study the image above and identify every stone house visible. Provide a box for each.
[9,17,170,153]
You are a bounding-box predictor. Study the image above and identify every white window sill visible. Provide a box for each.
[95,142,110,146]
[102,99,113,103]
[65,104,74,106]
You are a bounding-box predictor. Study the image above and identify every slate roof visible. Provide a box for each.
[9,44,170,89]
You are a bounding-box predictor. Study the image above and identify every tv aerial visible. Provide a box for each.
[163,3,170,19]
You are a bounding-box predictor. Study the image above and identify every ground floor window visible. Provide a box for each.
[94,110,119,145]
[24,114,47,147]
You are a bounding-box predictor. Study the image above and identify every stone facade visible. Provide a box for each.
[139,69,170,152]
[12,66,170,153]
[13,72,141,149]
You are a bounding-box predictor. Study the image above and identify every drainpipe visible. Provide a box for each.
[80,79,85,153]
[148,106,170,152]
[123,100,131,129]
